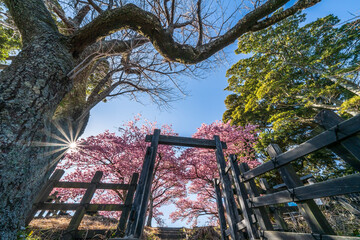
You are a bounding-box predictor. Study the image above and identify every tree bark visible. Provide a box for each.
[0,1,74,239]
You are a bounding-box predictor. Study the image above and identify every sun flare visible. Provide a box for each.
[69,142,77,149]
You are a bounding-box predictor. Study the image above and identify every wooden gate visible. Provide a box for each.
[117,129,228,239]
[26,170,138,239]
[215,110,360,239]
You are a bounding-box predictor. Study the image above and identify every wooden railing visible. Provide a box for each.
[26,170,138,239]
[214,110,360,240]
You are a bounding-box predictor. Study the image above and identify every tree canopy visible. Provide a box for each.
[223,12,360,177]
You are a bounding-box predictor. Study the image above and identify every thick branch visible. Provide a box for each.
[71,0,320,64]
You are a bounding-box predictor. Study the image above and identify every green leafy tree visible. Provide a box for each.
[0,4,20,61]
[223,12,360,178]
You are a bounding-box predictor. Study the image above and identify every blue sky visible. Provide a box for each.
[83,0,360,139]
[81,0,360,227]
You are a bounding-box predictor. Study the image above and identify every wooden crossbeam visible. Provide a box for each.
[242,114,360,181]
[37,203,125,211]
[145,134,227,149]
[54,181,132,190]
[249,174,360,207]
[273,174,313,189]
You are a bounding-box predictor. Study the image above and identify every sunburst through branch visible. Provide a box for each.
[31,118,86,171]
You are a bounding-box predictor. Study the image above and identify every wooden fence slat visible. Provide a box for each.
[315,110,360,171]
[133,129,160,238]
[262,231,360,240]
[239,163,273,232]
[64,171,103,239]
[145,134,227,149]
[259,178,289,231]
[229,155,259,239]
[249,173,360,207]
[25,169,65,226]
[116,173,139,237]
[242,114,360,181]
[267,144,334,234]
[214,135,244,240]
[54,182,130,190]
[214,178,229,240]
[37,203,125,211]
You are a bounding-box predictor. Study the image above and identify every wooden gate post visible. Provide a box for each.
[266,143,335,235]
[125,129,160,238]
[116,172,139,237]
[229,155,259,240]
[214,135,244,240]
[214,178,229,240]
[125,147,153,236]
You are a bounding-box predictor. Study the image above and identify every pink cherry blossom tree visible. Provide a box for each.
[56,116,186,226]
[170,121,259,226]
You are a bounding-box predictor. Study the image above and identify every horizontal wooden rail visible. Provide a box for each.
[249,174,360,207]
[243,114,360,181]
[37,203,126,211]
[54,181,132,190]
[273,174,313,189]
[262,231,360,239]
[145,134,227,149]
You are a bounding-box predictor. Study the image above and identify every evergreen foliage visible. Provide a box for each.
[224,12,360,178]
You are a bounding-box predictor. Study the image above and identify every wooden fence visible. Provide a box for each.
[26,170,138,239]
[214,110,360,239]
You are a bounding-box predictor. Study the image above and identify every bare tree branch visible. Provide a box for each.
[196,0,203,46]
[88,0,103,13]
[73,5,91,26]
[71,0,320,63]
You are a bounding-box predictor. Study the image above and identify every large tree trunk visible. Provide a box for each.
[0,2,74,238]
[0,34,74,240]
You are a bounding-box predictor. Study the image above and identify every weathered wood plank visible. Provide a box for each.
[214,179,229,240]
[116,173,139,237]
[134,129,160,238]
[125,147,153,236]
[37,203,125,211]
[243,114,360,181]
[25,169,65,226]
[315,110,360,171]
[273,174,313,189]
[262,231,360,240]
[267,144,334,234]
[249,173,360,207]
[65,171,103,237]
[214,136,244,240]
[145,134,227,149]
[54,181,131,190]
[239,163,273,232]
[229,155,259,239]
[259,178,289,231]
